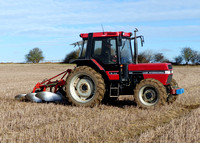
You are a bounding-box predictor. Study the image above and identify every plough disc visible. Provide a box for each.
[15,92,66,103]
[25,93,42,103]
[36,91,65,102]
[15,94,26,101]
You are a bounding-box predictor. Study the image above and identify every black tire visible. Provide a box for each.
[134,78,167,109]
[167,79,179,104]
[65,66,105,107]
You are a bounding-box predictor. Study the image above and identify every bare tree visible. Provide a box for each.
[191,51,200,64]
[162,58,170,63]
[174,55,183,64]
[153,53,164,63]
[138,50,154,63]
[138,53,148,63]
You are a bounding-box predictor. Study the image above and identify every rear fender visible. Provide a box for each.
[70,59,104,71]
[70,59,110,83]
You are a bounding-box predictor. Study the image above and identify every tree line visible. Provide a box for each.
[174,47,200,65]
[63,47,200,65]
[25,47,200,65]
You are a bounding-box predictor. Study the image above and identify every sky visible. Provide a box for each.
[0,0,200,63]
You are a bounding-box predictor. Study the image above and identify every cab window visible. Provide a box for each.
[93,38,117,64]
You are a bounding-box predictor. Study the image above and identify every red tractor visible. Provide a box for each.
[16,29,184,108]
[64,29,184,108]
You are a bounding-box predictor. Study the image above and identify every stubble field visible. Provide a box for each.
[0,64,199,143]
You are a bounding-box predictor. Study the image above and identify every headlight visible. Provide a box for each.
[165,70,173,74]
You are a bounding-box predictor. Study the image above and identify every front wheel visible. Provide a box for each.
[134,78,167,109]
[167,79,179,104]
[65,66,105,107]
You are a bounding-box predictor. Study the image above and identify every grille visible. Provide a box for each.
[166,74,173,84]
[168,65,173,69]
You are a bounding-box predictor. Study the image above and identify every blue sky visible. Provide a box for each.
[0,0,200,62]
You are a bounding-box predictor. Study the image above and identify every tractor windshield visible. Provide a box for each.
[120,38,133,64]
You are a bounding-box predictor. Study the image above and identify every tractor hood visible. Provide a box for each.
[128,63,172,71]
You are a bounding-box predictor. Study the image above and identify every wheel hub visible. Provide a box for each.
[143,89,156,102]
[76,78,94,98]
[81,84,88,92]
[139,86,159,106]
[145,92,152,99]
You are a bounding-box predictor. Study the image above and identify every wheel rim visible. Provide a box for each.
[138,85,159,106]
[70,74,95,103]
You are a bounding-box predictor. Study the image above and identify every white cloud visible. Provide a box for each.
[0,0,200,62]
[0,0,200,37]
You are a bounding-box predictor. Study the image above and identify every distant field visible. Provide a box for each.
[0,64,199,142]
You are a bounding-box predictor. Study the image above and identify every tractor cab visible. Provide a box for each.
[72,30,143,70]
[71,29,144,84]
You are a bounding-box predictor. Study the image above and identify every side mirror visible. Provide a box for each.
[140,36,144,47]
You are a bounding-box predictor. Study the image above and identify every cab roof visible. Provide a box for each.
[80,31,132,38]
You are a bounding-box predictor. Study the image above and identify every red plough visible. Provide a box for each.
[15,69,72,102]
[33,69,72,93]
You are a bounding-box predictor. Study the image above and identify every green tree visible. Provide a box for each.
[63,49,80,63]
[181,47,194,64]
[25,48,44,63]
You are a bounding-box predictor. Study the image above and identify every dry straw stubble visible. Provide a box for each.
[0,64,199,143]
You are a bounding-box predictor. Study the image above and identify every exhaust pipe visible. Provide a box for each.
[134,28,138,64]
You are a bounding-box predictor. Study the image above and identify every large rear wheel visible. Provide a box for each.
[134,78,167,109]
[65,66,105,107]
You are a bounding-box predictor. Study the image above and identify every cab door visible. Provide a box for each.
[92,38,119,71]
[119,38,133,83]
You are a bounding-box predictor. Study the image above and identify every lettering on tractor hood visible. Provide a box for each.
[128,63,172,71]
